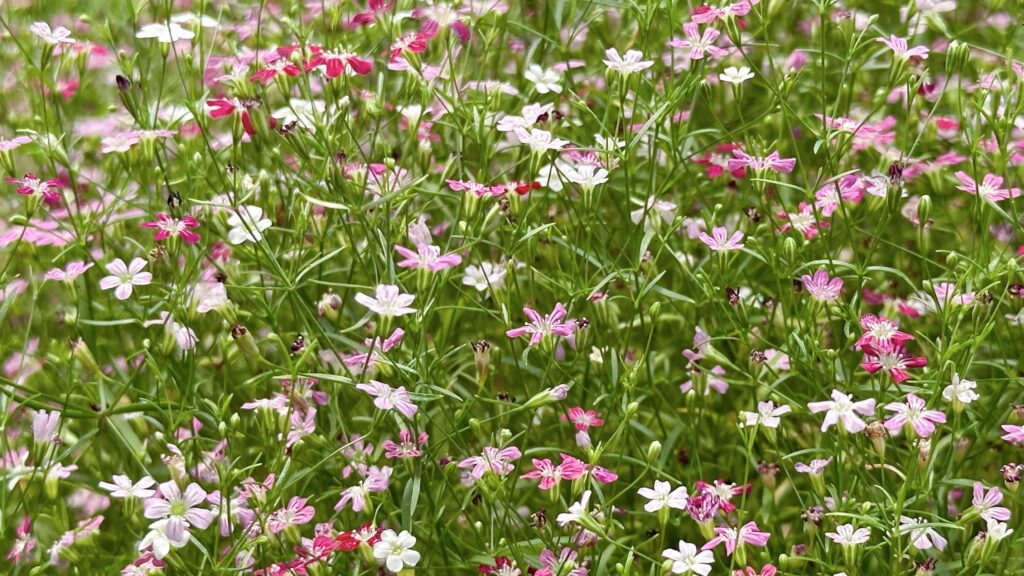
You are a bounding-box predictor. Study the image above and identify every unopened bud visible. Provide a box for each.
[865,421,887,457]
[646,441,662,464]
[470,340,491,388]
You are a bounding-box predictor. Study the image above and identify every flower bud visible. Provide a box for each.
[317,291,341,321]
[917,194,931,227]
[946,40,970,76]
[1001,463,1022,492]
[471,340,491,388]
[70,338,102,377]
[865,421,887,457]
[646,441,662,464]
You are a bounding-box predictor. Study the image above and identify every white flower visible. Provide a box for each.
[515,128,569,153]
[226,205,272,244]
[524,64,562,94]
[99,258,153,300]
[355,284,417,317]
[144,311,198,351]
[556,489,592,527]
[899,516,947,551]
[272,99,332,131]
[496,103,553,133]
[98,475,157,499]
[719,66,755,85]
[943,373,979,405]
[138,518,189,560]
[373,529,420,573]
[565,164,610,190]
[807,389,876,433]
[30,22,75,44]
[462,262,508,292]
[136,22,195,43]
[739,401,792,429]
[603,48,654,75]
[170,12,219,28]
[630,197,677,228]
[638,480,689,512]
[826,523,871,545]
[662,540,714,575]
[986,519,1013,542]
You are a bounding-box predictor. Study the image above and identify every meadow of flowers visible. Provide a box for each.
[2,0,1024,574]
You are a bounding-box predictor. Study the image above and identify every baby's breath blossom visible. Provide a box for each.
[663,540,714,575]
[373,529,420,573]
[807,389,877,433]
[99,258,152,300]
[702,521,771,556]
[826,524,871,545]
[943,378,978,411]
[506,303,576,346]
[720,66,755,84]
[30,22,75,44]
[44,261,93,282]
[462,261,508,291]
[98,475,156,499]
[883,393,946,438]
[136,22,195,43]
[355,380,418,418]
[739,401,792,428]
[801,269,844,302]
[458,446,522,482]
[954,171,1021,202]
[877,35,929,60]
[602,48,654,75]
[860,341,927,383]
[699,226,745,251]
[638,480,689,512]
[355,284,416,317]
[226,206,272,244]
[899,516,947,551]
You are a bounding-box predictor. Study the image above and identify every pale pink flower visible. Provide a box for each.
[702,522,771,556]
[335,466,392,512]
[954,171,1021,202]
[506,303,576,346]
[355,380,418,418]
[267,497,315,533]
[801,269,843,302]
[44,261,94,282]
[883,393,946,437]
[972,482,1011,522]
[393,244,463,271]
[877,35,929,60]
[355,284,416,317]
[899,516,947,551]
[1002,424,1024,444]
[795,457,832,475]
[727,149,796,173]
[458,446,522,481]
[99,258,152,300]
[698,226,745,251]
[521,456,586,490]
[668,23,728,60]
[382,429,428,459]
[826,523,871,545]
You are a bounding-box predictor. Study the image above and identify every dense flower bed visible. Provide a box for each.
[1,0,1024,574]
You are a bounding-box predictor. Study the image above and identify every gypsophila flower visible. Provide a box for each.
[663,540,714,575]
[720,66,755,84]
[99,258,152,300]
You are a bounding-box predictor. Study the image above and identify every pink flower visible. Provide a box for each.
[860,341,927,383]
[883,393,946,438]
[44,260,94,282]
[954,171,1021,202]
[808,389,876,433]
[565,407,604,430]
[826,523,871,545]
[877,35,929,60]
[143,481,215,532]
[355,380,418,418]
[727,149,796,173]
[6,515,34,564]
[305,47,374,77]
[267,497,315,534]
[344,328,405,371]
[702,521,771,556]
[520,455,586,490]
[699,226,745,251]
[795,458,832,475]
[381,429,428,459]
[779,202,825,239]
[457,446,522,481]
[393,244,463,271]
[1002,424,1024,444]
[801,269,843,302]
[694,480,747,513]
[667,23,728,60]
[972,482,1011,522]
[206,97,256,135]
[856,314,913,349]
[506,303,576,346]
[99,257,153,300]
[140,213,201,244]
[5,173,62,205]
[335,466,392,512]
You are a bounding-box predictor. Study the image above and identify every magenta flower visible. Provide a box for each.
[801,269,843,302]
[727,149,796,173]
[877,35,929,60]
[702,521,771,556]
[266,497,315,534]
[458,446,522,481]
[140,213,201,244]
[5,173,61,205]
[393,244,463,271]
[668,23,728,60]
[954,171,1021,203]
[506,303,576,346]
[807,389,876,433]
[686,491,721,524]
[972,482,1011,522]
[355,380,418,418]
[694,480,747,513]
[860,341,927,383]
[698,226,745,251]
[520,456,586,490]
[883,393,946,438]
[856,314,914,350]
